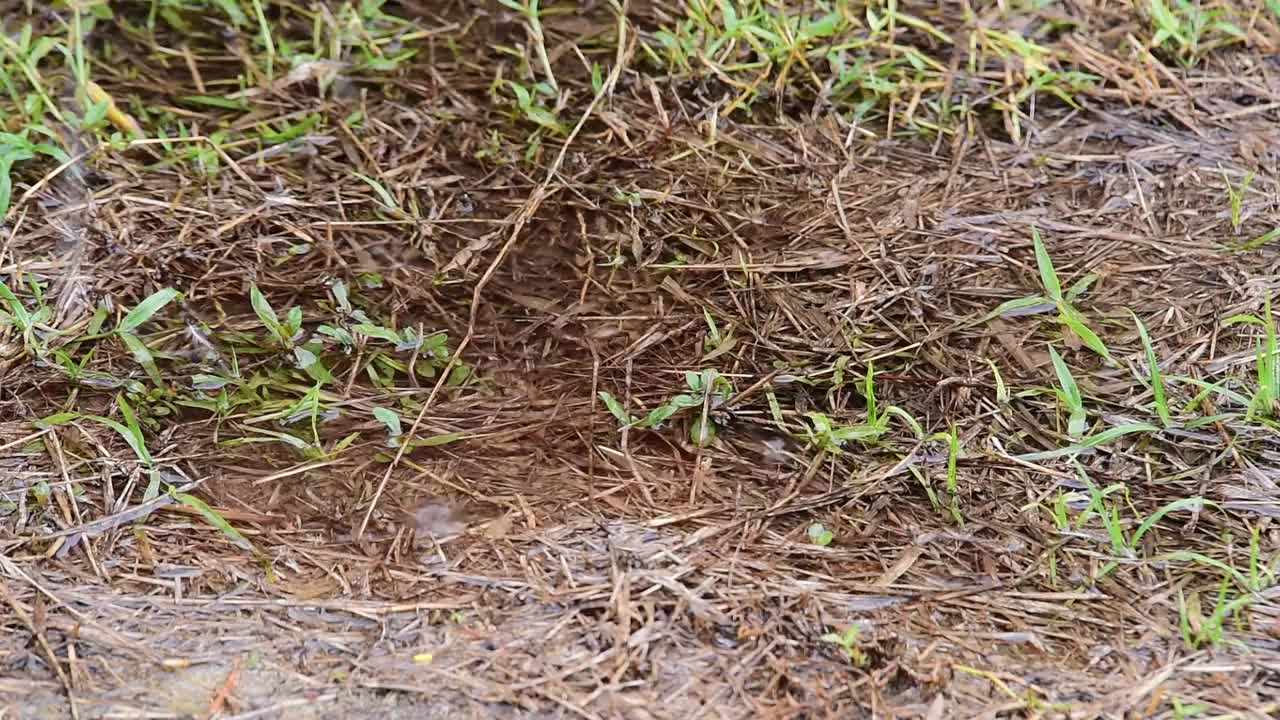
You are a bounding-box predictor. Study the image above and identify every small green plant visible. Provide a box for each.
[806,522,833,546]
[497,0,557,92]
[1220,168,1254,234]
[935,423,963,524]
[248,284,331,384]
[1148,0,1247,67]
[0,274,54,354]
[1130,311,1172,428]
[1177,575,1252,650]
[1171,697,1210,719]
[116,288,182,386]
[373,406,403,447]
[1,129,68,218]
[1072,473,1216,560]
[598,369,734,447]
[36,396,255,552]
[701,308,736,359]
[986,227,1110,362]
[353,172,407,218]
[503,81,565,135]
[820,624,867,667]
[1048,344,1087,440]
[1223,293,1280,420]
[802,363,921,455]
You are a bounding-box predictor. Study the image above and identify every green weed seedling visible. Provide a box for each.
[1130,311,1173,428]
[37,394,255,553]
[116,288,181,386]
[353,172,410,219]
[1220,168,1254,234]
[1223,293,1280,421]
[986,227,1111,362]
[1178,575,1253,650]
[248,284,331,384]
[802,362,922,456]
[820,624,867,667]
[598,368,734,447]
[1064,469,1217,563]
[807,522,833,546]
[0,274,55,354]
[497,0,557,92]
[1,129,69,219]
[504,80,565,136]
[1148,0,1247,67]
[1048,344,1087,440]
[701,307,736,360]
[934,423,964,524]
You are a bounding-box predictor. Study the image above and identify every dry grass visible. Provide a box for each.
[2,1,1279,718]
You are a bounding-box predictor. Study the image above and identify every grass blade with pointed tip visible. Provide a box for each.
[1048,345,1086,439]
[0,282,33,328]
[1017,422,1159,461]
[1057,301,1111,361]
[1131,311,1171,427]
[249,284,284,344]
[1131,497,1217,547]
[1031,227,1062,301]
[171,491,257,553]
[120,332,163,386]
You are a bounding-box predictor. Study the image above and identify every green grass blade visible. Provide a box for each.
[249,284,283,342]
[977,294,1049,322]
[1131,497,1217,547]
[0,282,32,328]
[1057,302,1111,361]
[119,332,163,385]
[1130,311,1171,427]
[172,491,257,553]
[1031,227,1062,301]
[117,288,180,335]
[1017,422,1159,461]
[1048,345,1085,438]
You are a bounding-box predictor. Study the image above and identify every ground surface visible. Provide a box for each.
[2,1,1280,718]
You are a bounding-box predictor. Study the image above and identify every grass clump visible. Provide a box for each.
[640,0,1095,135]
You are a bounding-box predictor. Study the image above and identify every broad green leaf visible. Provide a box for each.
[352,323,402,343]
[642,393,700,428]
[211,0,249,26]
[120,332,163,385]
[249,285,280,338]
[286,305,303,334]
[689,414,716,447]
[597,391,636,426]
[373,407,402,437]
[118,288,180,334]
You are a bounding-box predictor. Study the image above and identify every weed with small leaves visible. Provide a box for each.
[986,227,1110,362]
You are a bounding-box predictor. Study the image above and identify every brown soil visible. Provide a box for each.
[3,2,1279,719]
